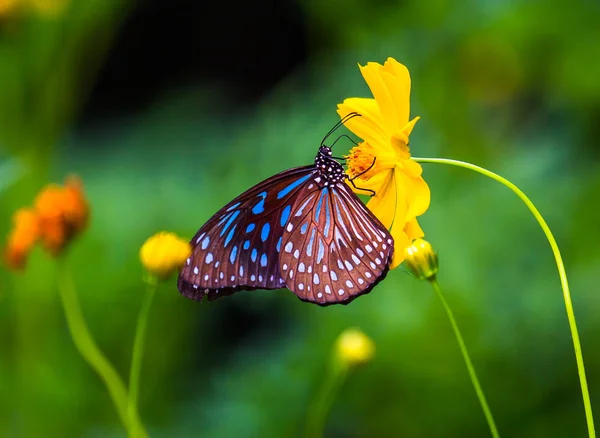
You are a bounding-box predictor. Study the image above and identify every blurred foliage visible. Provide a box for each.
[2,0,600,437]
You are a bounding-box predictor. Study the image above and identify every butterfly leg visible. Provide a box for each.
[348,157,377,196]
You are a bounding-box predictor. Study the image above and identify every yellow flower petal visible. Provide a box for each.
[380,59,412,127]
[405,218,425,241]
[363,169,396,229]
[337,98,389,152]
[389,222,411,269]
[399,169,431,220]
[359,62,399,135]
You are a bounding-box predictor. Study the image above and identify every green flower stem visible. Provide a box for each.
[305,358,348,438]
[430,279,499,437]
[128,279,157,435]
[413,156,595,438]
[56,258,147,438]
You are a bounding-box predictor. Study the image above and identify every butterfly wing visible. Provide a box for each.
[178,166,317,302]
[278,181,394,305]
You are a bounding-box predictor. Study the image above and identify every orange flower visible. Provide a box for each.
[4,209,41,269]
[3,175,89,269]
[34,176,89,254]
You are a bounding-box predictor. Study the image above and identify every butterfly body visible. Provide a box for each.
[178,145,394,306]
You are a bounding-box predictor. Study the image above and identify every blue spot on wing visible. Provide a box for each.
[230,246,238,264]
[276,236,282,252]
[220,211,240,237]
[276,173,312,199]
[217,213,231,226]
[201,236,210,250]
[246,223,255,233]
[324,191,331,237]
[300,223,308,234]
[226,201,241,212]
[280,205,291,227]
[224,225,237,247]
[307,228,316,256]
[252,199,265,214]
[251,249,258,262]
[252,192,267,215]
[261,223,270,242]
[260,254,268,267]
[314,188,328,222]
[243,240,250,250]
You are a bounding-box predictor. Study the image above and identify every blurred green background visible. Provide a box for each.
[1,0,600,436]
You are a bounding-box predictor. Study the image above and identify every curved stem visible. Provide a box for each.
[56,258,147,438]
[413,156,595,438]
[430,279,499,437]
[128,281,157,435]
[305,359,348,438]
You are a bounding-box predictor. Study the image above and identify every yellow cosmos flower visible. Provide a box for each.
[337,58,431,268]
[335,327,375,367]
[139,232,191,281]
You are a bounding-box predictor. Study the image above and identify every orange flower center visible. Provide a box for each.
[344,142,378,181]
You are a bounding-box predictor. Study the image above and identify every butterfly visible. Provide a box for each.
[177,114,394,306]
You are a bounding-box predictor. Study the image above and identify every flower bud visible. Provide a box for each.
[335,327,375,367]
[139,231,191,281]
[403,238,439,281]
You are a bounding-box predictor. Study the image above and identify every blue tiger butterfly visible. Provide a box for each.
[177,114,394,306]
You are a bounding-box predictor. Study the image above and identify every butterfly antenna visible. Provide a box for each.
[321,112,361,148]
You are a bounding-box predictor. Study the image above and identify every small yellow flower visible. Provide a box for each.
[3,176,89,270]
[140,232,191,281]
[337,58,430,269]
[335,327,375,367]
[404,238,439,281]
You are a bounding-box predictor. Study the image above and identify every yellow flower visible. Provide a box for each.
[335,327,375,367]
[140,232,191,281]
[337,58,430,269]
[3,176,89,270]
[404,238,439,281]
